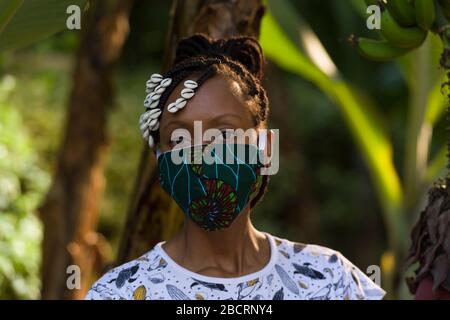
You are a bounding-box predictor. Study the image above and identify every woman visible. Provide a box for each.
[86,34,385,300]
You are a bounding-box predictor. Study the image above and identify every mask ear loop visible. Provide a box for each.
[258,129,273,167]
[258,130,266,152]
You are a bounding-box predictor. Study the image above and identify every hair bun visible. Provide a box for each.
[173,33,265,81]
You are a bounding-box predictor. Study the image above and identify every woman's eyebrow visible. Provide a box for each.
[164,113,243,130]
[209,113,243,123]
[164,119,190,131]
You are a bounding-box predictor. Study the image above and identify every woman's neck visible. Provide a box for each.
[162,210,271,278]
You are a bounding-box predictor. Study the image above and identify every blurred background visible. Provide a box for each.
[0,0,447,300]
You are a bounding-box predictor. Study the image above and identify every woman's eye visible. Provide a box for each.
[170,136,184,147]
[209,130,232,143]
[220,129,235,141]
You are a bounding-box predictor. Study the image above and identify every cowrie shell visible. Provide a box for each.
[167,102,178,113]
[144,92,152,100]
[184,80,198,89]
[181,88,195,99]
[147,118,157,128]
[149,92,161,101]
[147,108,161,116]
[147,109,161,119]
[140,121,148,132]
[150,122,160,131]
[148,100,159,109]
[153,85,165,94]
[146,80,158,91]
[139,116,148,125]
[150,73,163,83]
[142,129,150,140]
[148,135,154,147]
[175,97,187,109]
[140,112,149,123]
[160,78,172,87]
[140,109,159,123]
[149,121,159,131]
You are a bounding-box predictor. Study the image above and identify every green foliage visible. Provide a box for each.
[260,1,407,251]
[0,0,87,51]
[0,75,49,299]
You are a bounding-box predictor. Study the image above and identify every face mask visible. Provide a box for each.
[157,143,264,231]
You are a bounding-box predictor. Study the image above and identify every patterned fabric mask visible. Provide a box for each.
[157,143,264,231]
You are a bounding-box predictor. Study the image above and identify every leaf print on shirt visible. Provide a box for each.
[91,283,121,299]
[85,234,385,301]
[292,263,325,280]
[166,284,190,300]
[237,278,262,300]
[308,284,333,300]
[133,285,147,300]
[108,264,139,289]
[195,292,208,300]
[328,254,338,263]
[323,267,334,279]
[298,280,309,289]
[293,242,306,253]
[267,274,274,285]
[148,273,165,284]
[272,287,284,300]
[147,256,168,272]
[275,264,299,295]
[279,250,290,259]
[333,274,345,291]
[190,279,228,292]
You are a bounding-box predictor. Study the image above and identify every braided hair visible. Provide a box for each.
[146,33,270,208]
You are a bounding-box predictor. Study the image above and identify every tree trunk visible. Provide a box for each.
[38,0,133,300]
[117,0,266,264]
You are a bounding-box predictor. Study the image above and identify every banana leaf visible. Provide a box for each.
[0,0,87,51]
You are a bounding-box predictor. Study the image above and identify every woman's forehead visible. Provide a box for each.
[159,74,254,130]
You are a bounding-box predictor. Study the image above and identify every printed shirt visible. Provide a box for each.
[85,233,386,300]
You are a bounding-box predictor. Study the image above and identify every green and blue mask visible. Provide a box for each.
[157,143,264,231]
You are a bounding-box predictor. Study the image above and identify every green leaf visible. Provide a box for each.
[0,0,23,35]
[424,75,448,125]
[0,0,87,51]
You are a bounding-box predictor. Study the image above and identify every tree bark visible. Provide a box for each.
[117,0,266,264]
[38,0,133,300]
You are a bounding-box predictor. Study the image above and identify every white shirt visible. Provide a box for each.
[85,233,386,300]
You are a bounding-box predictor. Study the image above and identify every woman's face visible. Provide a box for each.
[158,74,256,153]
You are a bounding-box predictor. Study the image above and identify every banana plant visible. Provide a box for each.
[0,0,87,52]
[350,0,450,297]
[261,0,448,298]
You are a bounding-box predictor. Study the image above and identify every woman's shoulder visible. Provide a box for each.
[85,245,163,300]
[269,234,386,300]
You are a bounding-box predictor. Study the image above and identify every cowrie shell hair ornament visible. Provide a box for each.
[141,72,173,148]
[184,80,198,89]
[160,78,172,87]
[181,88,195,99]
[150,73,163,83]
[141,75,199,148]
[166,79,198,114]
